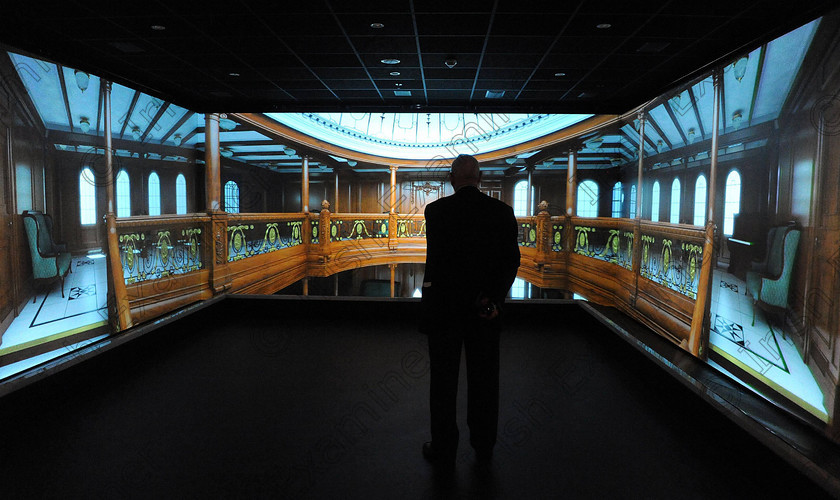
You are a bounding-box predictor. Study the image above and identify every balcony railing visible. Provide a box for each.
[108,209,712,358]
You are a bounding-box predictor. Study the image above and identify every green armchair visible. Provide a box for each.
[22,211,72,303]
[745,228,800,338]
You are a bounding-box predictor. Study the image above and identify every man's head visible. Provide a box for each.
[449,154,481,190]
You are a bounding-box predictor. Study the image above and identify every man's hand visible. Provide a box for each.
[476,296,499,320]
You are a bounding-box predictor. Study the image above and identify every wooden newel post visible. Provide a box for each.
[102,80,132,331]
[319,200,331,258]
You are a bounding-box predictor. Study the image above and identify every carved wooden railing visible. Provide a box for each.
[113,214,213,326]
[108,209,711,357]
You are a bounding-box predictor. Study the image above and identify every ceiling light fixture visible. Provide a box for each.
[150,25,166,31]
[505,158,517,165]
[554,72,566,77]
[220,147,234,158]
[370,22,385,29]
[173,134,182,146]
[347,160,357,167]
[395,83,403,87]
[380,58,401,65]
[283,147,296,156]
[687,128,696,143]
[444,59,457,69]
[733,56,749,82]
[74,70,90,92]
[732,111,743,129]
[219,115,238,131]
[131,126,142,141]
[596,23,612,29]
[389,71,401,76]
[586,137,603,149]
[229,72,240,77]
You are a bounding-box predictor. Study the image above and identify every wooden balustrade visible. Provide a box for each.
[107,211,711,357]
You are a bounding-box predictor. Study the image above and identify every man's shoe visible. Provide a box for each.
[422,442,455,465]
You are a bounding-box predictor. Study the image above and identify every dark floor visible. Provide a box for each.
[0,298,831,499]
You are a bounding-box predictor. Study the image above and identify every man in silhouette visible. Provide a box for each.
[420,154,520,466]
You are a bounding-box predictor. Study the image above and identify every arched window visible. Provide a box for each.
[116,170,130,217]
[651,181,660,222]
[611,182,623,218]
[629,185,637,219]
[723,170,741,235]
[513,180,528,217]
[224,180,240,213]
[670,178,681,224]
[577,180,599,217]
[148,172,161,216]
[176,174,187,215]
[79,167,97,225]
[16,165,32,213]
[693,175,707,226]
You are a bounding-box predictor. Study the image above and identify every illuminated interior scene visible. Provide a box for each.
[1,2,839,497]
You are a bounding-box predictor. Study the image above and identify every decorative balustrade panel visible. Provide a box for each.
[227,219,304,262]
[573,224,627,265]
[518,220,537,248]
[396,217,426,237]
[119,225,204,285]
[311,219,320,244]
[640,232,703,299]
[330,217,389,242]
[551,221,564,252]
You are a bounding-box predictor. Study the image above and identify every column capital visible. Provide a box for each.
[389,164,399,172]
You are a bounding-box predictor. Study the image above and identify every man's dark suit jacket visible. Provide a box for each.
[421,186,520,327]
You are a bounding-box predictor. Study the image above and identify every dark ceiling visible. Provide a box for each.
[4,1,838,115]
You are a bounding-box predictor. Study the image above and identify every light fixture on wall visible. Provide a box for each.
[733,56,749,82]
[219,114,237,131]
[74,70,90,92]
[79,117,90,133]
[731,110,743,129]
[131,126,142,141]
[173,134,182,146]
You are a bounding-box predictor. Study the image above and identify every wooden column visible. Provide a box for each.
[632,112,646,305]
[388,165,399,250]
[334,171,340,213]
[302,156,310,213]
[564,150,577,252]
[103,81,132,331]
[526,167,533,216]
[688,70,722,358]
[206,113,230,294]
[302,278,308,296]
[390,263,396,298]
[205,113,221,213]
[566,151,577,216]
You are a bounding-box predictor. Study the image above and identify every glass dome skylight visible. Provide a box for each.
[266,112,593,160]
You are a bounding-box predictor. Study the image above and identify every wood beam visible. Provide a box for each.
[646,115,672,150]
[687,87,706,140]
[159,110,194,144]
[119,90,141,139]
[140,101,171,143]
[663,101,689,146]
[56,64,74,133]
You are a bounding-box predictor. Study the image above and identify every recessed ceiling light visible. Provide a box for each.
[151,25,166,31]
[554,72,566,77]
[389,71,401,76]
[596,23,612,29]
[370,22,385,29]
[380,58,401,65]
